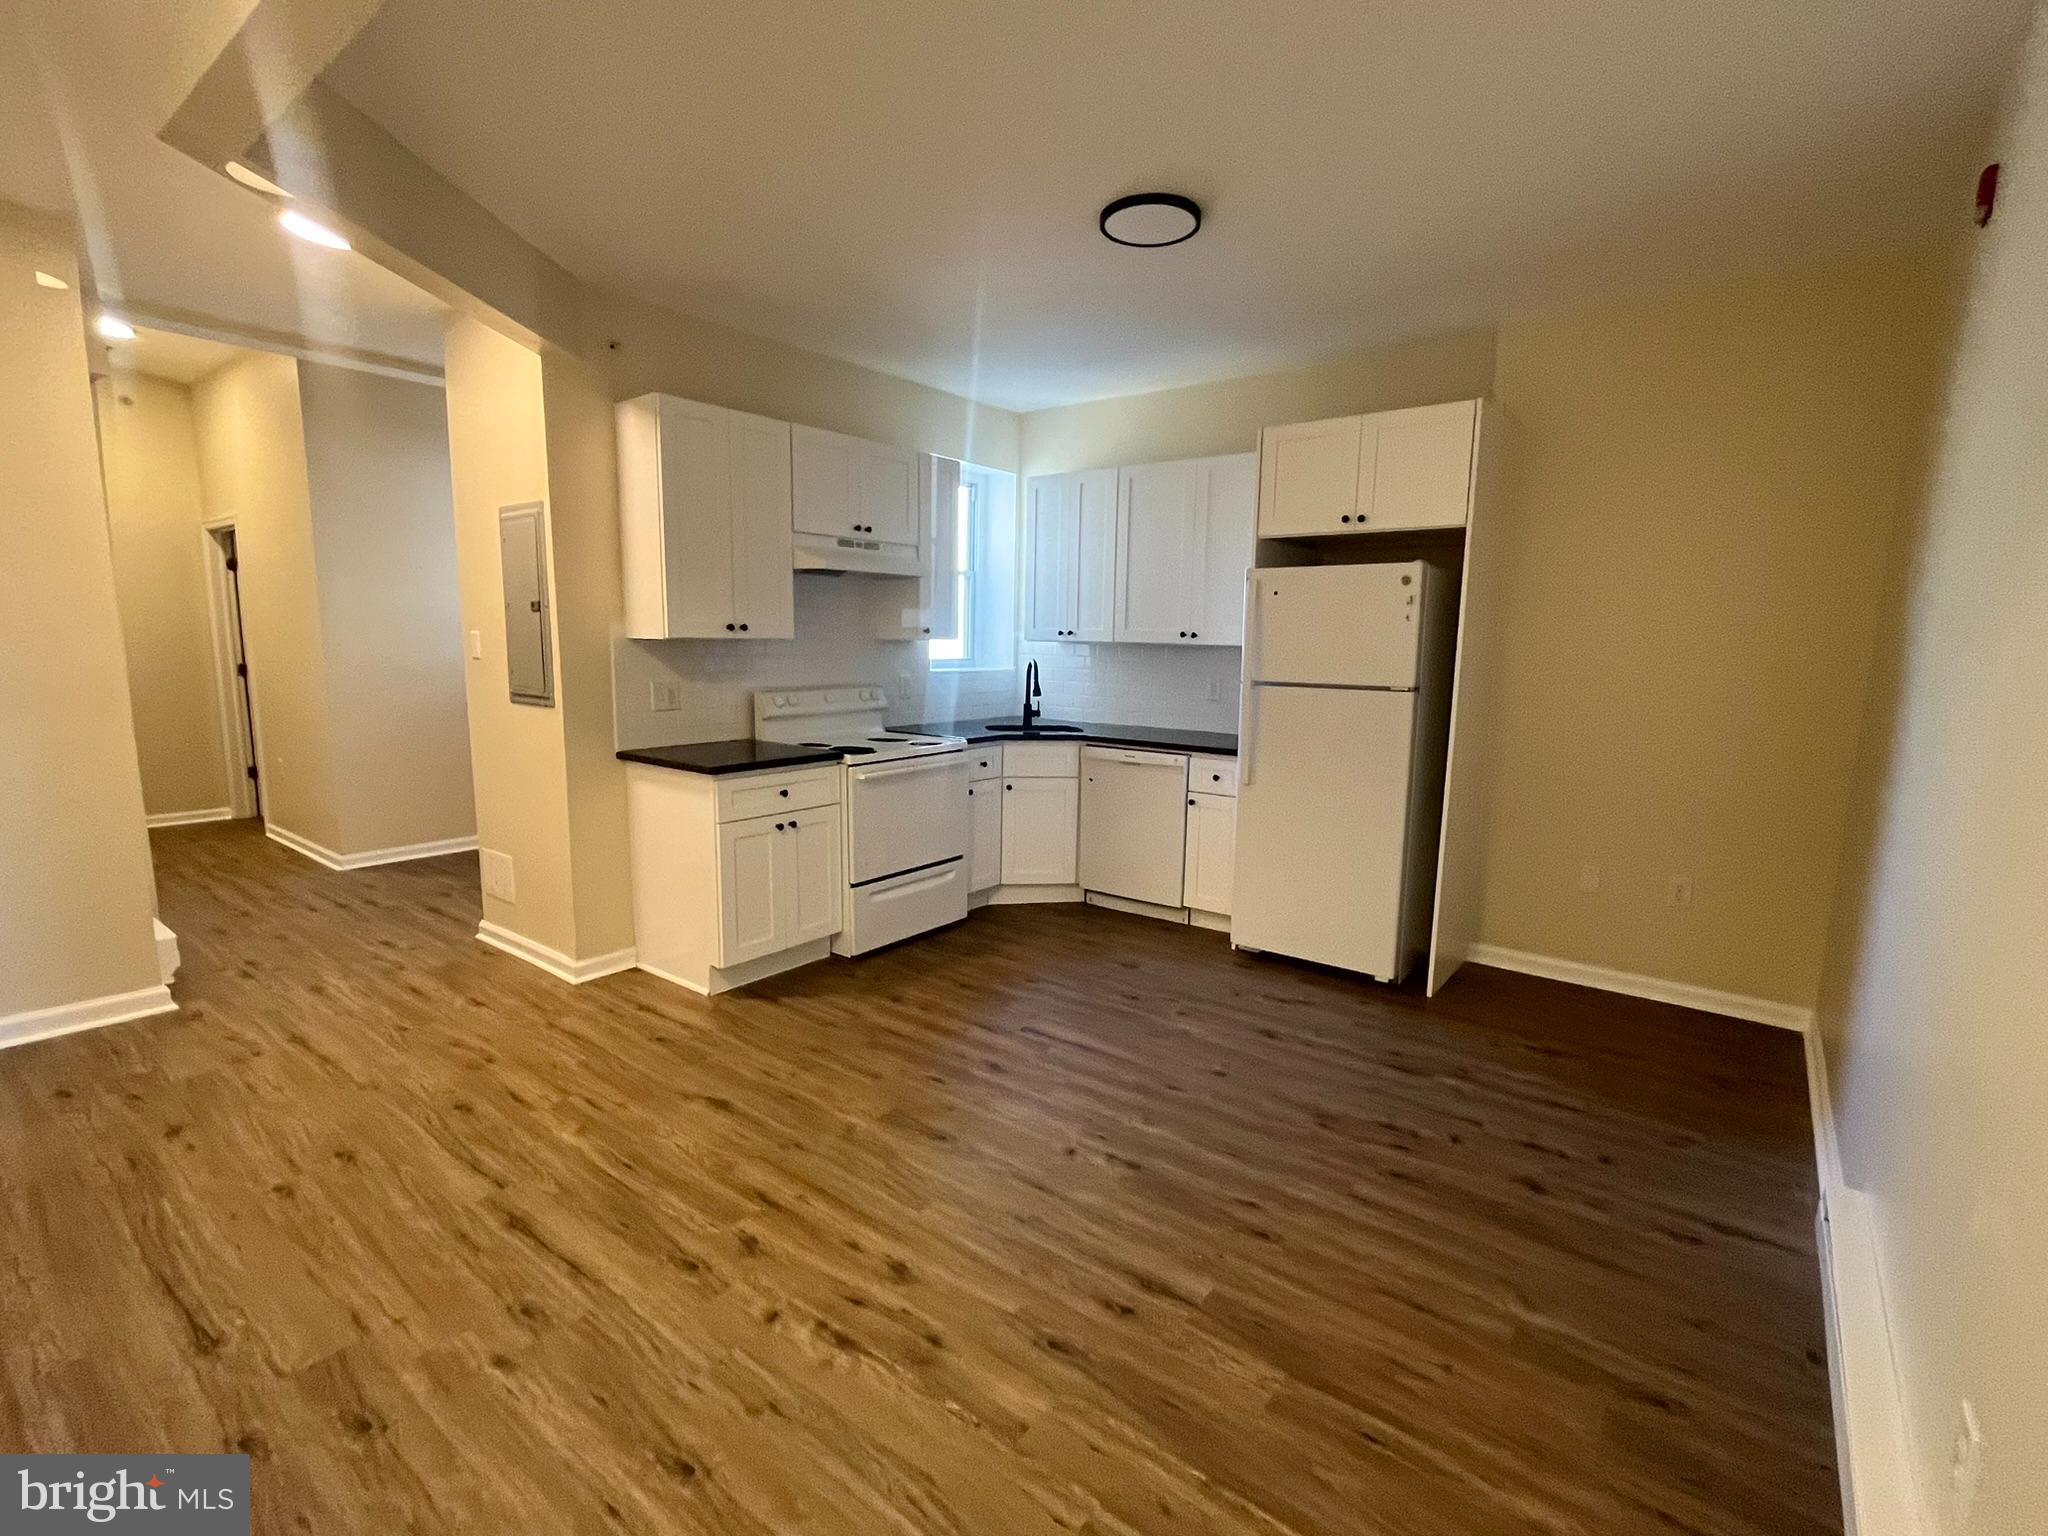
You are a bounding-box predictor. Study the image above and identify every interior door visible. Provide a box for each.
[1364,399,1476,532]
[1114,459,1197,644]
[718,814,786,965]
[1071,468,1118,642]
[658,397,733,633]
[727,410,794,638]
[858,441,918,545]
[791,424,858,537]
[1249,562,1423,688]
[1257,414,1364,536]
[1233,686,1415,980]
[1192,452,1256,645]
[1023,475,1072,640]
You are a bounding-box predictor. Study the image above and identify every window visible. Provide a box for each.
[930,464,1015,672]
[927,477,979,664]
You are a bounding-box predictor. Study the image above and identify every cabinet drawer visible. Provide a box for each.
[1188,755,1238,797]
[1001,740,1079,778]
[967,746,1003,781]
[714,766,841,823]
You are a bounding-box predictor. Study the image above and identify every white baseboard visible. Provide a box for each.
[1084,891,1190,924]
[475,921,637,985]
[146,806,233,829]
[153,918,180,985]
[268,824,480,872]
[1807,1029,1924,1536]
[636,941,830,996]
[986,884,1084,905]
[0,983,177,1053]
[1466,943,1814,1031]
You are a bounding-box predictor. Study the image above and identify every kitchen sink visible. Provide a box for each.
[980,720,1082,734]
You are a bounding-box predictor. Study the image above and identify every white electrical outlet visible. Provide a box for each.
[480,849,516,903]
[1951,1400,1984,1516]
[1579,863,1601,893]
[468,629,482,660]
[649,679,682,712]
[1667,875,1694,909]
[1206,679,1222,702]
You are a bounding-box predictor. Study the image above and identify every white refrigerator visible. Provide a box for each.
[1232,560,1454,983]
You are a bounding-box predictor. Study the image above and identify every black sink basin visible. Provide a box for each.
[980,720,1083,734]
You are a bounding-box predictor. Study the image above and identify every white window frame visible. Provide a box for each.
[930,464,1015,674]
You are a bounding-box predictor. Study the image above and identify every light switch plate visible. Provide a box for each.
[480,849,516,903]
[649,679,682,712]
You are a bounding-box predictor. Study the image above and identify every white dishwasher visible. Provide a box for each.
[1077,746,1190,907]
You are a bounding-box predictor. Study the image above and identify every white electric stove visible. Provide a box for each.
[752,688,969,955]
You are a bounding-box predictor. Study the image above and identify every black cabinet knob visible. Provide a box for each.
[1211,773,1221,782]
[724,623,736,632]
[1340,514,1352,524]
[1004,784,1012,792]
[967,787,975,797]
[1190,630,1198,638]
[779,788,790,797]
[1187,797,1195,806]
[774,821,785,831]
[1179,630,1187,638]
[921,627,930,635]
[738,623,749,632]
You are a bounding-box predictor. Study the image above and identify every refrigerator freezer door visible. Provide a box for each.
[1247,562,1424,689]
[1232,685,1416,980]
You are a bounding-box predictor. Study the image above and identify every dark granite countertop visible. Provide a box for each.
[889,719,1238,757]
[616,739,843,775]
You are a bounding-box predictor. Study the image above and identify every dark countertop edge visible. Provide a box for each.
[616,740,844,776]
[888,720,1238,757]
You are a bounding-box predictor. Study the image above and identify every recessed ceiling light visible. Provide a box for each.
[96,314,136,341]
[225,160,290,198]
[34,270,69,290]
[1099,192,1202,248]
[279,208,351,250]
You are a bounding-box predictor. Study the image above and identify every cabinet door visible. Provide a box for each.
[1114,459,1198,644]
[728,409,795,639]
[999,776,1078,885]
[1191,452,1256,646]
[858,440,918,546]
[717,814,785,965]
[968,781,1001,892]
[1363,400,1476,532]
[1183,792,1237,915]
[656,396,734,634]
[1257,414,1364,537]
[791,424,859,538]
[778,805,843,946]
[1023,474,1073,640]
[1071,468,1119,643]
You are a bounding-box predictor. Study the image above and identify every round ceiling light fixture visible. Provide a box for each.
[1099,192,1201,248]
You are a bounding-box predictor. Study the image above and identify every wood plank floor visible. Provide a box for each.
[1,821,1838,1535]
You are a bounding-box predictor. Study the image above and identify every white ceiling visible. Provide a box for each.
[1,0,446,369]
[323,0,2029,412]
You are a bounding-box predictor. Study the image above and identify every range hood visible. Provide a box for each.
[792,529,921,577]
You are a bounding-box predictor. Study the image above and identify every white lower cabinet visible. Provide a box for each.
[627,763,843,995]
[968,780,1002,892]
[1182,793,1237,917]
[716,804,841,965]
[999,777,1079,885]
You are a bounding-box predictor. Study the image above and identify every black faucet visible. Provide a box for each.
[1021,659,1042,729]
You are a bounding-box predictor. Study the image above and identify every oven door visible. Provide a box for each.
[844,753,969,885]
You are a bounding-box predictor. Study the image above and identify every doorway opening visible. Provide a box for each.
[202,521,262,820]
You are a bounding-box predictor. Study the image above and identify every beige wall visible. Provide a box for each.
[296,360,474,853]
[96,370,233,819]
[0,202,163,1019]
[1018,326,1496,477]
[192,349,339,848]
[1819,6,2048,1529]
[441,316,579,953]
[1480,241,1959,1008]
[191,349,474,860]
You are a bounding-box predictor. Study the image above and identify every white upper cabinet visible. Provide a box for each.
[1364,400,1480,532]
[874,454,960,640]
[1111,451,1255,646]
[1023,469,1116,641]
[617,393,794,640]
[1256,398,1480,537]
[1115,459,1198,645]
[792,424,917,544]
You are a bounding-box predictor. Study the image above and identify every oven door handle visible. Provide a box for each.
[850,755,961,783]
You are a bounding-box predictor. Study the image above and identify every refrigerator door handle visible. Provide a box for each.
[1240,570,1261,785]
